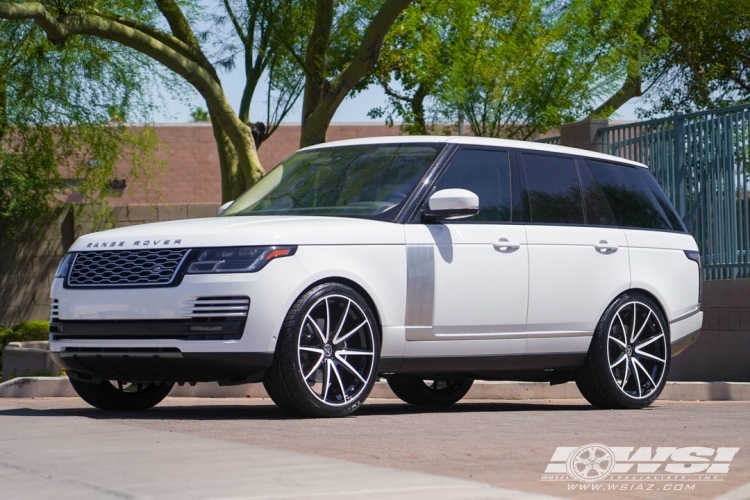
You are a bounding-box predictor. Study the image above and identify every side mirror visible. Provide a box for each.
[218,201,233,216]
[423,188,479,220]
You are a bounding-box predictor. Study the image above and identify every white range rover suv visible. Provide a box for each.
[50,136,702,417]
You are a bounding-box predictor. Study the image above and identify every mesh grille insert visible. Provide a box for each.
[68,249,190,287]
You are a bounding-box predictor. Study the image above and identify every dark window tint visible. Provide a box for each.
[587,160,686,232]
[577,160,616,226]
[434,149,512,222]
[522,153,584,224]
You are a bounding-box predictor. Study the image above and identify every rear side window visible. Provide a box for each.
[577,160,617,226]
[521,153,584,224]
[434,149,511,222]
[587,160,686,232]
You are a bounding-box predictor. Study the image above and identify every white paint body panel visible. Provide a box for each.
[49,137,703,382]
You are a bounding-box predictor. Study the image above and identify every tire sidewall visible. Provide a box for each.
[590,293,671,409]
[283,283,380,417]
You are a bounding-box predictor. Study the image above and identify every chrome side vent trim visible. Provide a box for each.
[50,299,59,321]
[180,296,250,318]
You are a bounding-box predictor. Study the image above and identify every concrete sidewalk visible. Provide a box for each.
[2,376,750,401]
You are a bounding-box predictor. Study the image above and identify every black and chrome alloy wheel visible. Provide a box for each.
[69,376,173,411]
[576,293,670,409]
[607,301,668,400]
[264,283,380,417]
[387,377,473,407]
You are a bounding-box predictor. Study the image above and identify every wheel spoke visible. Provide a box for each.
[299,346,324,354]
[635,348,666,364]
[636,333,664,350]
[633,357,657,389]
[306,314,326,344]
[631,358,642,397]
[631,303,637,342]
[631,310,651,344]
[332,299,351,344]
[616,312,627,339]
[334,352,367,383]
[337,349,374,356]
[330,361,347,402]
[117,381,124,392]
[621,359,630,389]
[322,359,332,401]
[333,320,369,345]
[610,353,627,369]
[324,297,331,342]
[609,335,627,349]
[304,353,325,380]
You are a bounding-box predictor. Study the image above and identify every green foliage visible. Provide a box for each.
[0,320,50,374]
[190,107,210,123]
[0,9,165,241]
[373,0,654,138]
[640,0,750,116]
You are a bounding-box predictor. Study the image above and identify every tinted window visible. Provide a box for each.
[223,144,441,219]
[577,160,617,226]
[522,153,584,224]
[434,149,511,222]
[587,160,686,232]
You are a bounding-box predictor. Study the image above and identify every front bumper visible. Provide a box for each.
[53,350,273,384]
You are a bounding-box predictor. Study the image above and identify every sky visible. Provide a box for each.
[153,67,644,126]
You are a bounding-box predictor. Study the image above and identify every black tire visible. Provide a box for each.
[387,378,473,407]
[69,376,173,411]
[263,283,380,418]
[576,292,671,409]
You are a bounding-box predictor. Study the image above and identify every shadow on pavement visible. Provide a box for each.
[0,399,605,421]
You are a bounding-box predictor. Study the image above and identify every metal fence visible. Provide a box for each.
[534,135,561,145]
[599,104,750,280]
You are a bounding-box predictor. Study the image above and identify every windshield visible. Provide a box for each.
[222,143,443,220]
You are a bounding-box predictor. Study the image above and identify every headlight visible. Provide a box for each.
[186,246,297,274]
[54,253,74,279]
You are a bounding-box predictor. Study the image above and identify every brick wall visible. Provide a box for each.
[0,204,218,326]
[670,280,750,381]
[109,123,400,206]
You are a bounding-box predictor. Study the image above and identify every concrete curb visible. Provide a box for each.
[2,377,750,401]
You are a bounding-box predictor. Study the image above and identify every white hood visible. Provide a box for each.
[70,216,404,251]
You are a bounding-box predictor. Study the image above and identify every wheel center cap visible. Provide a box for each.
[626,345,633,357]
[323,344,333,358]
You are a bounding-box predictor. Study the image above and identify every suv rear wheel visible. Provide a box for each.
[576,293,670,409]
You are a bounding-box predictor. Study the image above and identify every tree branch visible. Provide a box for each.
[154,0,200,48]
[222,0,247,43]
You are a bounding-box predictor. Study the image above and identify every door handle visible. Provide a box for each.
[493,238,521,251]
[595,240,618,253]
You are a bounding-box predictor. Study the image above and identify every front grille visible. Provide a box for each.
[180,296,250,318]
[68,249,190,287]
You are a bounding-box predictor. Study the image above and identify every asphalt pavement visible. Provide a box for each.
[1,397,749,499]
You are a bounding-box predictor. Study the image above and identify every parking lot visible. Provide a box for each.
[1,396,749,499]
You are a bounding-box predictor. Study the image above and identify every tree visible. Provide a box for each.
[372,0,650,139]
[0,15,159,242]
[639,0,750,116]
[0,1,412,201]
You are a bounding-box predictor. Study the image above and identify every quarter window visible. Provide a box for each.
[434,149,512,223]
[587,160,685,232]
[521,153,584,224]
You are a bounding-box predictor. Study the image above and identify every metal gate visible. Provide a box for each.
[599,105,750,280]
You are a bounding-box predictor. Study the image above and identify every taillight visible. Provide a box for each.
[684,250,702,303]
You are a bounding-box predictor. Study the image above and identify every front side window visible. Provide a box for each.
[587,160,686,232]
[521,153,585,224]
[433,149,512,223]
[223,144,443,219]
